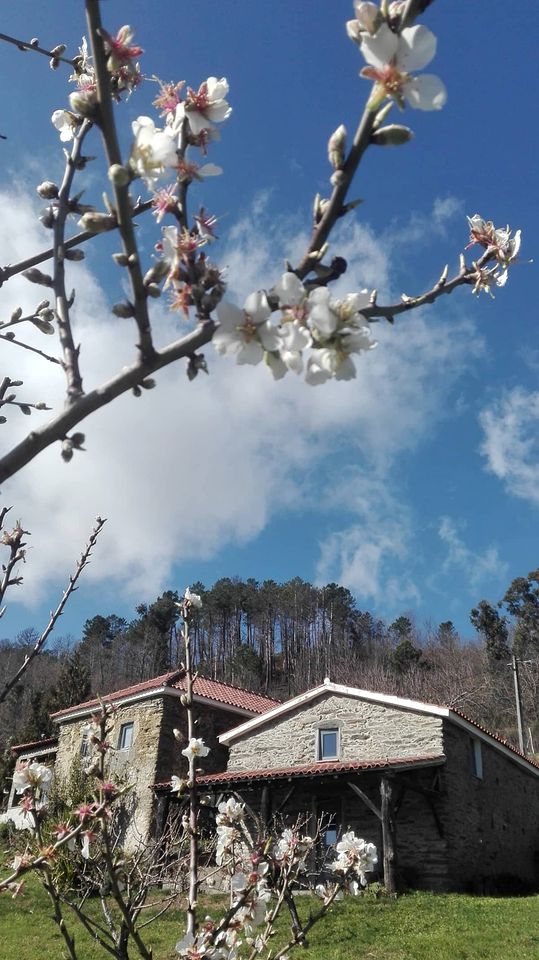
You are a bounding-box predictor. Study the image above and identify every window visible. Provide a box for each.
[80,736,90,758]
[470,737,483,779]
[318,727,339,761]
[118,722,134,751]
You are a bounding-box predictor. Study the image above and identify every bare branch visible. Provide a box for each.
[0,516,106,704]
[0,322,214,482]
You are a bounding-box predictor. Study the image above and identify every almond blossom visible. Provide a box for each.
[12,762,53,793]
[130,116,178,186]
[360,23,447,111]
[181,738,210,761]
[51,109,79,142]
[214,292,280,365]
[175,77,231,136]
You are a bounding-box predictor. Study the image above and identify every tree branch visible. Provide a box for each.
[0,323,215,483]
[0,516,106,704]
[86,0,155,362]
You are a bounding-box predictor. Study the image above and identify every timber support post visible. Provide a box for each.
[380,776,398,896]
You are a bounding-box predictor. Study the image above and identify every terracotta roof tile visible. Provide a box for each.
[51,669,279,720]
[11,737,58,755]
[173,676,280,715]
[449,707,539,770]
[155,754,445,790]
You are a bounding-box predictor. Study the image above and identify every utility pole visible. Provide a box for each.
[511,654,525,755]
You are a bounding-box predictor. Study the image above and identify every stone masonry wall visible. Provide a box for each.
[441,721,539,890]
[227,693,443,770]
[55,698,165,852]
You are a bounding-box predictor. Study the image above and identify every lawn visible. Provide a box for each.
[2,877,539,960]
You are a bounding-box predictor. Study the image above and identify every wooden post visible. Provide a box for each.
[260,782,271,829]
[380,777,398,895]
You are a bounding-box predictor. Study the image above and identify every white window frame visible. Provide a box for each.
[317,727,340,761]
[470,737,483,779]
[118,722,134,751]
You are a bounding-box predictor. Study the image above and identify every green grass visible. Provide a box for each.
[2,879,539,960]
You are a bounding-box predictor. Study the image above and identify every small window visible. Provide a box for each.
[324,825,338,848]
[80,736,91,758]
[318,728,339,761]
[118,722,134,751]
[470,737,483,779]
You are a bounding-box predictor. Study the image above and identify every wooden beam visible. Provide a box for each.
[347,781,382,821]
[380,777,398,896]
[275,784,296,815]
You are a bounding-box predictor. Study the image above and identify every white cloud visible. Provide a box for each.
[0,188,483,618]
[437,516,507,590]
[315,474,421,609]
[479,387,539,507]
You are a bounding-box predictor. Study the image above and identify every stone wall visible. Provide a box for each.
[227,693,444,770]
[55,693,241,850]
[55,697,164,851]
[441,721,539,890]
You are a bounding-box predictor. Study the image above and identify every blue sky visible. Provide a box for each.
[0,1,537,646]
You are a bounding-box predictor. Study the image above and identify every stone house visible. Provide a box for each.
[1,669,279,849]
[157,678,539,893]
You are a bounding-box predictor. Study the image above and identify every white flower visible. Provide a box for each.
[130,116,178,186]
[216,797,245,824]
[184,586,202,608]
[360,23,447,111]
[170,775,187,793]
[277,320,312,375]
[51,109,79,142]
[13,762,53,794]
[272,272,307,309]
[214,291,280,365]
[181,737,210,761]
[175,77,232,136]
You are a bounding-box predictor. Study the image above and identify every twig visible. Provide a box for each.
[0,516,106,704]
[0,32,76,67]
[0,332,61,364]
[86,0,155,362]
[53,119,93,402]
[0,200,153,288]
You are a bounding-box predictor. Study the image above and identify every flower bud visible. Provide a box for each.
[371,124,413,146]
[31,316,55,335]
[143,261,170,286]
[11,307,22,321]
[78,212,115,234]
[69,89,98,118]
[112,252,129,267]
[328,124,347,170]
[61,439,73,462]
[65,248,86,261]
[22,268,53,287]
[146,283,161,298]
[112,301,135,318]
[173,728,182,742]
[108,164,131,188]
[36,181,59,199]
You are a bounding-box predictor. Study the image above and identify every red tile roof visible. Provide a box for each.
[175,676,280,715]
[449,707,539,771]
[155,754,445,790]
[11,737,58,755]
[51,669,280,720]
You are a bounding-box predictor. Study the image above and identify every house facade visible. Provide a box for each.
[5,673,539,892]
[177,679,539,892]
[2,670,279,849]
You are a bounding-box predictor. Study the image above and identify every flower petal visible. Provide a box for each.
[404,74,447,111]
[360,23,399,70]
[398,25,437,72]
